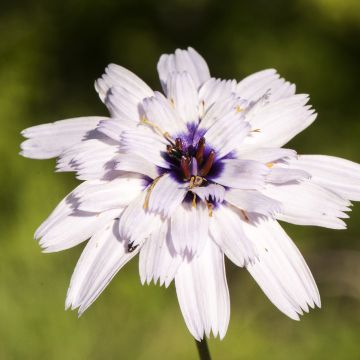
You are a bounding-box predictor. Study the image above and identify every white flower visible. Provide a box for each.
[20,47,360,341]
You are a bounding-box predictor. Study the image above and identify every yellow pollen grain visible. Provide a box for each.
[236,105,243,113]
[266,162,274,168]
[205,200,213,217]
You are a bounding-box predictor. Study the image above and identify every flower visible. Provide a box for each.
[20,47,360,341]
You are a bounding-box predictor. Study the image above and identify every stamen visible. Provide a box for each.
[205,200,213,217]
[236,105,243,113]
[143,176,162,209]
[251,128,261,133]
[175,138,183,151]
[192,193,197,208]
[195,137,205,165]
[181,156,191,180]
[266,162,274,168]
[141,116,175,145]
[241,209,249,222]
[200,150,215,177]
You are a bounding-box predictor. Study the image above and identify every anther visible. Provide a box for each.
[200,150,215,177]
[180,156,191,180]
[175,138,183,151]
[195,137,205,165]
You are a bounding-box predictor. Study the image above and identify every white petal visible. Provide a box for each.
[204,111,250,159]
[147,174,187,217]
[56,139,119,180]
[225,189,282,217]
[157,47,210,92]
[213,159,269,189]
[115,153,159,179]
[191,184,225,203]
[199,78,238,113]
[35,181,121,252]
[236,147,296,163]
[237,69,295,103]
[170,202,209,257]
[287,155,360,201]
[139,220,181,287]
[118,191,163,249]
[167,72,199,125]
[40,209,120,253]
[266,167,311,184]
[141,91,186,135]
[262,181,351,229]
[104,86,144,123]
[209,205,257,266]
[66,219,139,314]
[20,117,105,159]
[97,118,134,142]
[75,177,145,213]
[244,218,320,319]
[95,63,153,103]
[240,95,317,149]
[120,127,169,169]
[175,239,230,340]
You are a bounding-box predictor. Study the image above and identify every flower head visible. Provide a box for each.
[20,47,360,340]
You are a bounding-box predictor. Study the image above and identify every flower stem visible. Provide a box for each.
[195,338,211,360]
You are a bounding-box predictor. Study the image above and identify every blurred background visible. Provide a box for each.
[1,0,360,358]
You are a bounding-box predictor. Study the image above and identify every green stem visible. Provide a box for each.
[195,338,211,360]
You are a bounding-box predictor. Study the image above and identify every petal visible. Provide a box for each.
[56,139,119,180]
[115,153,159,179]
[240,95,317,149]
[199,78,238,112]
[175,239,230,340]
[103,86,144,123]
[225,189,282,217]
[167,72,199,125]
[262,181,351,229]
[35,181,121,252]
[139,220,181,287]
[204,111,250,159]
[66,219,139,314]
[157,47,210,92]
[97,118,135,142]
[287,155,360,201]
[95,63,153,103]
[244,218,320,319]
[191,184,226,203]
[212,159,269,190]
[118,191,163,249]
[147,174,187,217]
[170,202,209,257]
[236,147,296,163]
[209,205,257,266]
[141,91,187,136]
[237,69,296,103]
[199,92,239,131]
[75,177,146,213]
[120,127,169,169]
[266,167,311,184]
[20,117,105,159]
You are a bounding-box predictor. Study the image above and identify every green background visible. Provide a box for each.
[1,0,360,359]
